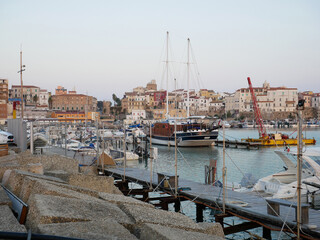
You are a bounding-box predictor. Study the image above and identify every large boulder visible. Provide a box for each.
[0,205,27,233]
[139,223,224,240]
[26,194,133,231]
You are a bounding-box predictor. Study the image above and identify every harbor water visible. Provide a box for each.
[132,128,320,239]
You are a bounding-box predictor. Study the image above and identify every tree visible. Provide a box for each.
[33,94,38,104]
[112,94,121,107]
[97,101,103,112]
[48,96,52,109]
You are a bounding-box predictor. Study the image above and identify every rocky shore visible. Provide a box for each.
[0,151,224,239]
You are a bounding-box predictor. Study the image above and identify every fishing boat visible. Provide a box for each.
[150,117,219,147]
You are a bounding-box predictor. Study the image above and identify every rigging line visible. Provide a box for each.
[153,36,167,83]
[224,150,297,235]
[189,41,204,89]
[176,148,192,169]
[277,191,298,240]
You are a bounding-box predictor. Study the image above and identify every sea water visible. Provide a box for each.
[133,128,320,239]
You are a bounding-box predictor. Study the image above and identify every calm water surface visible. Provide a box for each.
[133,128,320,239]
[137,128,320,185]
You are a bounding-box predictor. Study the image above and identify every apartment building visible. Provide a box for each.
[39,89,50,107]
[299,91,313,108]
[225,81,298,115]
[10,85,40,105]
[51,94,97,112]
[55,86,67,95]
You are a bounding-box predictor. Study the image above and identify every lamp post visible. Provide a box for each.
[17,50,26,118]
[17,49,26,152]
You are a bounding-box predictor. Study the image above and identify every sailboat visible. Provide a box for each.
[149,33,219,147]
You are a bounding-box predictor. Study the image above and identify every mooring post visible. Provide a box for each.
[262,227,271,240]
[214,213,225,227]
[196,203,205,222]
[174,199,181,212]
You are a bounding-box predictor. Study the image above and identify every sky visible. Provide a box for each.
[0,0,319,101]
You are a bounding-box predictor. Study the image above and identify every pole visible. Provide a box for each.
[149,123,153,189]
[102,122,105,172]
[123,129,126,181]
[19,49,25,152]
[175,118,178,197]
[166,31,169,119]
[64,122,67,156]
[187,38,190,118]
[222,122,226,214]
[30,122,34,154]
[20,50,24,119]
[96,120,99,166]
[297,109,302,240]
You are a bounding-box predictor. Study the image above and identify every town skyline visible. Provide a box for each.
[1,0,319,102]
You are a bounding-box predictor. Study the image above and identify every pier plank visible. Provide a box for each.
[104,167,320,239]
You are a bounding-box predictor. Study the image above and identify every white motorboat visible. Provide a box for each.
[253,147,320,206]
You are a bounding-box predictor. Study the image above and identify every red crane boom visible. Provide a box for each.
[247,77,267,138]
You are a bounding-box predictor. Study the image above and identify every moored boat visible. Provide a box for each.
[149,118,219,147]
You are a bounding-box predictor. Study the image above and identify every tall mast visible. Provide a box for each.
[19,49,24,118]
[296,101,304,240]
[166,31,169,119]
[187,38,190,118]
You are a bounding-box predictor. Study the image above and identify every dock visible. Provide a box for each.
[215,140,260,150]
[102,167,320,239]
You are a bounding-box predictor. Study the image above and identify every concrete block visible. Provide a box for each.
[44,170,70,182]
[0,163,43,181]
[197,222,225,238]
[79,166,98,175]
[1,169,12,185]
[20,177,79,203]
[99,192,154,208]
[26,194,133,231]
[0,205,27,233]
[0,187,11,207]
[139,223,224,240]
[37,219,138,240]
[13,152,79,174]
[68,173,122,195]
[119,203,205,232]
[3,170,66,196]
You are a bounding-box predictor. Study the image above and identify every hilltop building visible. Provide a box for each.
[224,81,298,119]
[10,85,40,105]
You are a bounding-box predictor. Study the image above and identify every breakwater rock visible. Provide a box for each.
[0,151,224,239]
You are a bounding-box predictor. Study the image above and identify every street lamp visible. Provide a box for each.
[17,50,26,119]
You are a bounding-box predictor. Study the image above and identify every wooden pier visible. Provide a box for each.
[102,167,320,239]
[215,140,260,150]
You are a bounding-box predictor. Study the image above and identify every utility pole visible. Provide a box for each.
[296,99,305,240]
[17,48,26,152]
[18,49,25,118]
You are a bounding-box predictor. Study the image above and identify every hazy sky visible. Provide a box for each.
[0,0,319,101]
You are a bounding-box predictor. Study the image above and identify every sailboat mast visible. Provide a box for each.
[166,31,169,119]
[187,38,190,118]
[297,106,303,239]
